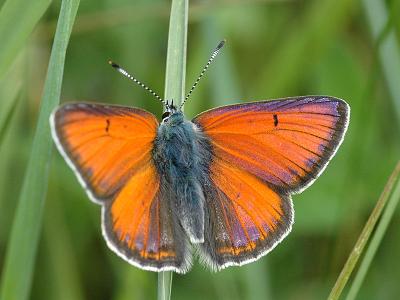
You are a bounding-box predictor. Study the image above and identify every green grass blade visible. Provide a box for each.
[346,161,400,300]
[157,271,173,300]
[362,0,400,126]
[158,0,188,299]
[164,0,188,106]
[327,162,400,300]
[0,1,80,299]
[0,0,52,79]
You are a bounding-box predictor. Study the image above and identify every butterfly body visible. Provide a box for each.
[51,96,349,273]
[152,110,212,244]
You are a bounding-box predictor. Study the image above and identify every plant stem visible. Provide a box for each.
[164,0,188,106]
[327,162,400,300]
[157,0,188,300]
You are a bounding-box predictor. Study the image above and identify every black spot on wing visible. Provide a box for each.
[273,114,278,127]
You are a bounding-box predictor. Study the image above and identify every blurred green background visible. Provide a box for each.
[1,0,400,299]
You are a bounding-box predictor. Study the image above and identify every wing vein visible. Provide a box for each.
[213,142,291,187]
[214,135,308,179]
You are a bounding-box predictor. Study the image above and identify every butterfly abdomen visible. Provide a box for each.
[153,112,212,244]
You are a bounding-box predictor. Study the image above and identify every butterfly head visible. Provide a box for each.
[162,99,182,124]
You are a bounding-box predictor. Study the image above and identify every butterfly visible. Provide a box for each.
[50,41,349,273]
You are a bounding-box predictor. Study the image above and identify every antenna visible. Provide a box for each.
[179,39,226,109]
[108,61,167,105]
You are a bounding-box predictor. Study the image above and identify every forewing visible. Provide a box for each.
[193,96,349,193]
[51,103,158,201]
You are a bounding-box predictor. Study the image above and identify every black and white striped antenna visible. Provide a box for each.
[179,39,226,109]
[108,60,167,106]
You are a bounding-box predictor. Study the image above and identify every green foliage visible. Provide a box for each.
[0,0,399,299]
[0,1,80,299]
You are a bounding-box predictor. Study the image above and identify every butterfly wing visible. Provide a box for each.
[102,161,191,273]
[199,159,293,270]
[51,103,159,201]
[193,96,349,269]
[51,103,191,273]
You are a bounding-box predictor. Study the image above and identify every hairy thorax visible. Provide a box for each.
[152,112,212,243]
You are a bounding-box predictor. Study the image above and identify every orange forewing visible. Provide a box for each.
[194,97,349,192]
[52,103,158,199]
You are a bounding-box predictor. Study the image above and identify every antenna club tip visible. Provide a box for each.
[108,60,119,68]
[217,39,226,50]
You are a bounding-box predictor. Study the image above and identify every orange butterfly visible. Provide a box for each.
[50,41,349,273]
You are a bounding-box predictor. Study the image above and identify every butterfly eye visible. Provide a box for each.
[162,111,171,120]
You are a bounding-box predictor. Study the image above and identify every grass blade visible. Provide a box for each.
[157,271,173,300]
[0,0,52,79]
[346,161,400,300]
[0,1,80,299]
[158,0,188,299]
[327,162,400,300]
[164,0,188,106]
